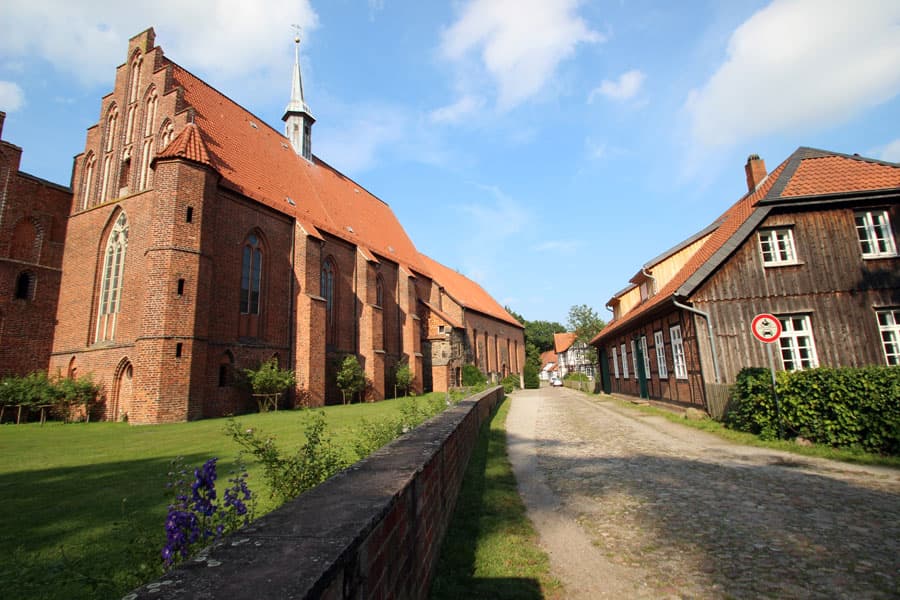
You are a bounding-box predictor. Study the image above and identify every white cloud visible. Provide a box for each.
[0,1,318,86]
[429,95,484,123]
[315,105,406,173]
[440,0,601,110]
[588,69,645,102]
[877,138,900,162]
[685,0,900,148]
[0,81,25,111]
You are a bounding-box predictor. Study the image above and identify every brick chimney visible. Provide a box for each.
[745,154,766,192]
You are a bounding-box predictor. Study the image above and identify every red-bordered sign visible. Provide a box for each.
[751,313,782,343]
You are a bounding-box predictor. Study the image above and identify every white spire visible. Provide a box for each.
[283,28,315,160]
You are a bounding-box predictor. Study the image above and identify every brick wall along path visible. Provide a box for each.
[507,387,900,599]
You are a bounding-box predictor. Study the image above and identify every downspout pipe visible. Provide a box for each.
[641,267,656,295]
[672,299,721,384]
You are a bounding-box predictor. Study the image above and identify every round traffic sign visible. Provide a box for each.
[751,313,782,343]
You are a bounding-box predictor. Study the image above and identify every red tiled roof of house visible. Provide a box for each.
[155,122,213,167]
[417,254,523,328]
[168,61,427,273]
[540,350,556,367]
[779,153,900,197]
[553,332,577,353]
[420,300,463,330]
[591,147,900,346]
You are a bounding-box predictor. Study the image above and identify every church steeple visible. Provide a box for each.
[283,29,315,161]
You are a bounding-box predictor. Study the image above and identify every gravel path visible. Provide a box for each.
[507,387,900,599]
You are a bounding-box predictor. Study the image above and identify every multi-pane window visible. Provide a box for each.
[654,331,668,378]
[876,308,900,365]
[240,234,262,314]
[640,335,651,378]
[777,314,819,371]
[611,346,619,378]
[620,343,628,378]
[855,210,897,258]
[95,212,128,342]
[631,339,638,379]
[758,228,798,266]
[670,325,687,379]
[321,257,336,345]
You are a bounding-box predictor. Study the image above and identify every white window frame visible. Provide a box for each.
[611,346,619,379]
[95,212,128,342]
[758,227,798,266]
[654,330,668,379]
[855,209,897,259]
[620,343,628,379]
[631,339,638,379]
[640,335,651,378]
[777,314,819,371]
[876,308,900,366]
[670,325,687,379]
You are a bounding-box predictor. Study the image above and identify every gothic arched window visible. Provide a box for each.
[375,274,384,307]
[95,212,128,342]
[100,105,119,203]
[321,257,336,345]
[139,89,158,190]
[81,152,96,210]
[240,234,262,315]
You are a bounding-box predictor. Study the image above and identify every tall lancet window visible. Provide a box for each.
[139,89,158,190]
[239,233,264,338]
[100,105,118,203]
[302,123,312,161]
[321,257,336,345]
[95,212,129,342]
[129,54,142,103]
[81,152,96,210]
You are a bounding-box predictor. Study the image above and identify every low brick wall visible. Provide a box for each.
[130,386,504,599]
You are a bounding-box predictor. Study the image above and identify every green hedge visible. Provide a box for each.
[500,373,520,394]
[461,365,487,387]
[726,366,900,454]
[563,372,589,382]
[523,364,540,389]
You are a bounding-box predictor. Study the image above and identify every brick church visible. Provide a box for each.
[0,28,524,423]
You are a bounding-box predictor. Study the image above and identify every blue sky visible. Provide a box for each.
[2,0,899,325]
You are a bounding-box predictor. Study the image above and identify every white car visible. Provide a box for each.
[550,378,563,387]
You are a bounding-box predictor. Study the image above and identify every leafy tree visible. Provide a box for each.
[504,305,526,325]
[336,355,365,404]
[394,362,412,397]
[524,320,566,353]
[55,375,100,422]
[244,359,296,412]
[567,304,606,343]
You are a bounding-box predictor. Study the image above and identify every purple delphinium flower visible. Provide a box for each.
[162,507,200,566]
[191,458,218,519]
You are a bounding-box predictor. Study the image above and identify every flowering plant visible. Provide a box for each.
[162,457,255,566]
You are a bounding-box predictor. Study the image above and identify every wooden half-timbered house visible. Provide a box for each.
[591,149,900,415]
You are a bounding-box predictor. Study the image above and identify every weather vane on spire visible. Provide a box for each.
[291,23,302,45]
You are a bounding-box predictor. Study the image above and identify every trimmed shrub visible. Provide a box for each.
[461,364,487,387]
[726,365,900,454]
[563,372,590,382]
[500,373,520,394]
[523,364,540,389]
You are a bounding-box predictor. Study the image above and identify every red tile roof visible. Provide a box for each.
[540,350,557,367]
[553,332,577,353]
[592,147,900,346]
[779,154,900,197]
[420,300,463,330]
[155,122,213,167]
[417,254,523,328]
[168,62,426,274]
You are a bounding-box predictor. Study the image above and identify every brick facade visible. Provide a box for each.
[8,29,523,423]
[0,112,72,379]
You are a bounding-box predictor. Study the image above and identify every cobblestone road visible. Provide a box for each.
[507,387,900,599]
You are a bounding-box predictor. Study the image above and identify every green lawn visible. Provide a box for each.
[430,398,561,599]
[0,394,451,600]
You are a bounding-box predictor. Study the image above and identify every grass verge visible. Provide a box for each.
[430,397,560,599]
[0,392,454,600]
[590,392,900,469]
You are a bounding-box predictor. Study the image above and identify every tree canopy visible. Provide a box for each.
[567,304,606,343]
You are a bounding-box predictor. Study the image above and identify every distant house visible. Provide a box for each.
[539,349,557,381]
[591,149,899,415]
[554,332,596,379]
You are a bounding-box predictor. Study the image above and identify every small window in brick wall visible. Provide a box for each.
[186,206,193,223]
[175,343,183,358]
[177,278,185,296]
[14,272,35,300]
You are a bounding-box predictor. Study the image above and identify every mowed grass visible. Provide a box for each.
[430,398,561,599]
[0,394,449,600]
